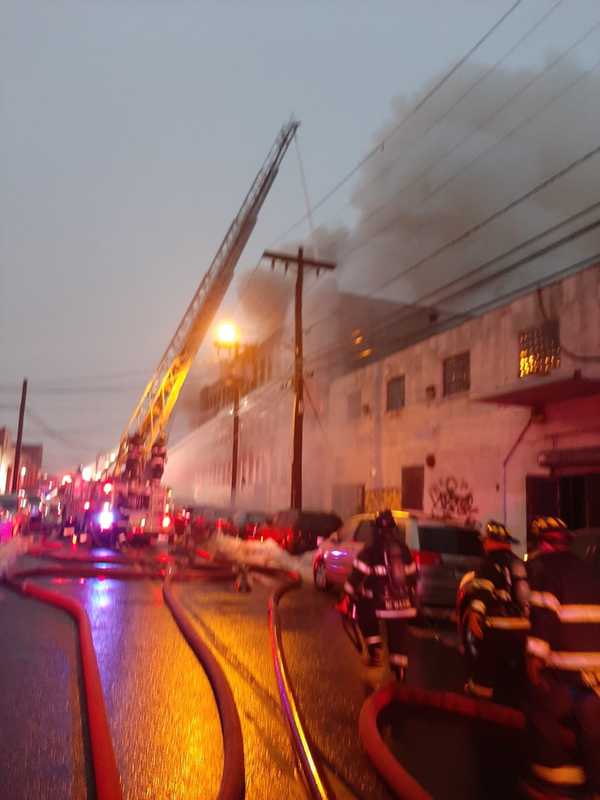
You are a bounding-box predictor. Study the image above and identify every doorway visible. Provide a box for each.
[526,473,600,547]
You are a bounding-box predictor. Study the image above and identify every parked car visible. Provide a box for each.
[256,509,343,554]
[232,510,270,540]
[185,505,233,544]
[0,494,28,541]
[314,510,484,616]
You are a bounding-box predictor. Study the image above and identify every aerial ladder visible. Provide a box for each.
[113,119,299,484]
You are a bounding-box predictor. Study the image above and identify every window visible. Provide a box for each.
[402,466,424,510]
[417,526,483,556]
[347,390,362,419]
[386,376,405,411]
[443,352,470,396]
[519,320,560,378]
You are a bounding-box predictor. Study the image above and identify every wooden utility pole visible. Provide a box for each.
[262,248,336,510]
[11,378,27,493]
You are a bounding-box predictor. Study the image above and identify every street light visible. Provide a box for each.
[214,321,240,351]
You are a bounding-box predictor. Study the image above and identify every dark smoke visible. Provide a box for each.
[340,52,600,313]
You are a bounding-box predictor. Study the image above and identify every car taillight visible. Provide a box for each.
[162,515,171,529]
[413,550,441,567]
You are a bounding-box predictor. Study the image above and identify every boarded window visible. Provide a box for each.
[386,376,406,411]
[402,466,424,510]
[443,352,470,396]
[347,390,362,419]
[519,320,560,378]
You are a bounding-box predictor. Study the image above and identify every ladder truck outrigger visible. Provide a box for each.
[85,120,299,547]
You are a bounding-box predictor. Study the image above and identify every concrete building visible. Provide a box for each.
[327,264,600,552]
[166,264,600,553]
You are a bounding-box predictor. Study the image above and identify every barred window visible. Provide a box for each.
[386,376,406,411]
[519,320,560,378]
[347,390,362,420]
[443,352,470,396]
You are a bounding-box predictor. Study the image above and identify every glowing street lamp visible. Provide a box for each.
[215,321,239,347]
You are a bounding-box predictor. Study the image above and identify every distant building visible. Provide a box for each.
[20,444,43,492]
[0,427,43,494]
[0,428,14,494]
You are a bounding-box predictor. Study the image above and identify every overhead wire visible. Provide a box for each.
[337,36,600,273]
[270,0,525,246]
[312,0,566,235]
[243,10,600,360]
[536,288,600,362]
[302,217,600,370]
[303,250,600,377]
[303,196,600,350]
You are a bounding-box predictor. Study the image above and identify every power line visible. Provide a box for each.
[317,197,600,347]
[537,288,600,362]
[338,43,600,272]
[26,407,106,454]
[269,0,525,246]
[305,249,600,376]
[302,215,600,370]
[323,0,566,230]
[245,15,600,362]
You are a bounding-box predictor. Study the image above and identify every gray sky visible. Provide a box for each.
[2,0,598,472]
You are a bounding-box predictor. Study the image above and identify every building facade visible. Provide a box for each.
[166,264,600,553]
[0,427,43,495]
[327,264,600,551]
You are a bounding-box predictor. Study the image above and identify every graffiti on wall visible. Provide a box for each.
[365,487,401,513]
[429,476,479,526]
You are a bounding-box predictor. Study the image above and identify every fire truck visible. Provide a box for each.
[69,121,299,547]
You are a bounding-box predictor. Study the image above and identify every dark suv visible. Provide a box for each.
[257,509,342,554]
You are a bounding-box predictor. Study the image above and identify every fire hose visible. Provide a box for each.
[268,572,336,800]
[5,550,244,800]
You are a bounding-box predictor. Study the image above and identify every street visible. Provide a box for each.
[0,546,519,800]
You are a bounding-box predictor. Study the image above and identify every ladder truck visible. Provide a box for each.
[87,120,299,547]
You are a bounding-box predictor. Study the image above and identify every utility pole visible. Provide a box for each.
[11,378,27,494]
[262,248,336,510]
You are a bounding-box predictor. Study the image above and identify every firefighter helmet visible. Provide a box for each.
[374,509,396,530]
[529,516,572,546]
[484,519,519,544]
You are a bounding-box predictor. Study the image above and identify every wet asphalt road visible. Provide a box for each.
[1,549,506,799]
[0,584,90,800]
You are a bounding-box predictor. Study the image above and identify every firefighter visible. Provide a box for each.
[464,520,530,701]
[524,516,600,799]
[150,436,167,481]
[344,509,417,681]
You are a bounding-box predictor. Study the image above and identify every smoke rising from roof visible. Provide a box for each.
[340,52,600,313]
